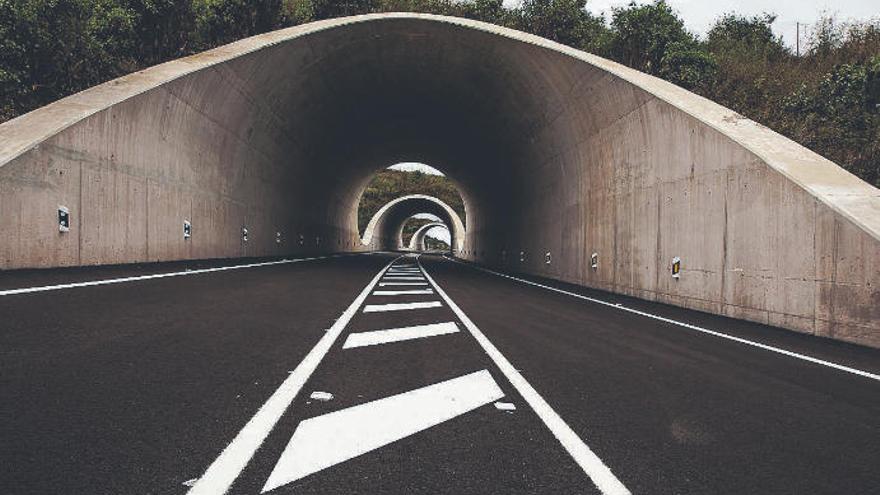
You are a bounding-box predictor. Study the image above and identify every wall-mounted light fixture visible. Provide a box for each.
[545,252,552,264]
[58,206,70,233]
[241,227,249,242]
[299,234,304,246]
[183,220,192,239]
[519,251,525,262]
[591,252,598,270]
[672,256,681,279]
[276,231,282,244]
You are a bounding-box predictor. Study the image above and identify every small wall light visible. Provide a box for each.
[519,251,525,262]
[672,256,681,279]
[545,252,552,264]
[183,220,192,239]
[591,252,598,270]
[276,231,282,244]
[299,234,304,246]
[241,227,249,242]
[58,206,70,233]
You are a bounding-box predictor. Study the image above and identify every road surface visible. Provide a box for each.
[1,253,878,494]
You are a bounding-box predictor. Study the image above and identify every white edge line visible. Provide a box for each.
[186,256,402,495]
[442,256,880,383]
[0,253,360,297]
[418,256,631,495]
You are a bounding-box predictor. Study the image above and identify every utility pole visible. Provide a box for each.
[796,22,800,56]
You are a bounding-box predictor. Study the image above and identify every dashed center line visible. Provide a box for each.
[372,289,434,296]
[343,322,460,348]
[363,301,443,313]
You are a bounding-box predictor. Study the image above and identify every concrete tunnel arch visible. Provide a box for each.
[1,13,878,347]
[361,194,465,252]
[408,222,451,251]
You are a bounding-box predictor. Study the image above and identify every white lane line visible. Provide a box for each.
[261,370,504,492]
[387,268,421,272]
[443,257,880,383]
[0,254,355,297]
[362,301,442,313]
[343,322,460,349]
[186,257,401,495]
[419,257,631,495]
[378,282,429,287]
[372,289,434,296]
[381,277,425,281]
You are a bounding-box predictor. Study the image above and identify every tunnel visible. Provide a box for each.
[0,13,878,347]
[361,195,464,252]
[408,222,451,252]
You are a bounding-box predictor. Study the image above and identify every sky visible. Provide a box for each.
[506,0,879,48]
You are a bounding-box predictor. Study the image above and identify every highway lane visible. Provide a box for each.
[1,252,878,494]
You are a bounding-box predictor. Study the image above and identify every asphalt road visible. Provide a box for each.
[1,252,878,494]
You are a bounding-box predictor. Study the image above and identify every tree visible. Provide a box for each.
[659,40,717,90]
[607,0,691,74]
[514,0,608,52]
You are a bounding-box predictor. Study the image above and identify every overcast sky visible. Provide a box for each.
[506,0,878,47]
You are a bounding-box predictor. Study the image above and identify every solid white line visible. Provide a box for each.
[443,257,880,383]
[378,282,429,287]
[343,322,460,349]
[362,301,442,313]
[372,289,434,296]
[419,257,631,495]
[0,254,354,297]
[261,370,504,492]
[186,257,401,495]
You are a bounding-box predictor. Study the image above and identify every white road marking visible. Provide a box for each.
[420,257,631,495]
[0,254,354,297]
[387,269,421,273]
[372,289,434,296]
[343,322,460,349]
[381,276,425,281]
[261,370,504,492]
[309,391,334,402]
[494,402,516,412]
[378,282,429,287]
[362,301,442,313]
[443,257,880,383]
[185,257,401,495]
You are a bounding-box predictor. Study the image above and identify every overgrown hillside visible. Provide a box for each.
[357,169,465,234]
[2,0,878,186]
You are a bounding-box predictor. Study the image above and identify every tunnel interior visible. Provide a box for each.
[361,195,464,252]
[1,14,878,347]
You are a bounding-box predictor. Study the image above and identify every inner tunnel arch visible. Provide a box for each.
[361,195,465,252]
[1,13,878,346]
[409,222,451,252]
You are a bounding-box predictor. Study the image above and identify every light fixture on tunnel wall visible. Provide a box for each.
[519,251,525,263]
[591,252,598,270]
[545,252,552,264]
[299,234,304,246]
[276,231,282,244]
[315,236,321,246]
[672,256,681,279]
[183,220,192,239]
[241,227,249,242]
[58,205,70,233]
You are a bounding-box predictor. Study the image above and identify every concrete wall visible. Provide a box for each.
[1,14,877,347]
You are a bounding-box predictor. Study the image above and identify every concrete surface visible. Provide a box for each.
[0,14,878,346]
[361,194,464,252]
[0,254,878,494]
[408,222,450,251]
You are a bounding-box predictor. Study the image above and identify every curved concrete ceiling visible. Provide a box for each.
[361,194,465,252]
[408,222,450,251]
[0,13,878,347]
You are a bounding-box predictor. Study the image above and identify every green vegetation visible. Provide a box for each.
[357,168,465,234]
[1,0,878,187]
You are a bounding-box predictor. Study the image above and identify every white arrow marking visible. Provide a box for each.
[363,301,442,313]
[343,322,460,349]
[261,370,504,492]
